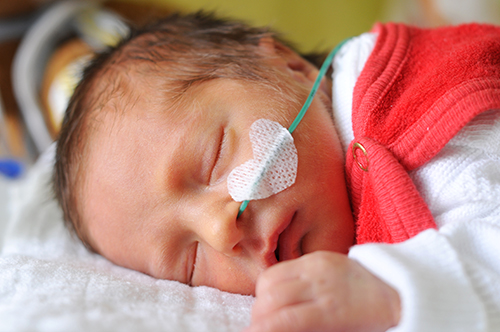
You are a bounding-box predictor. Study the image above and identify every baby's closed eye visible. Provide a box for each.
[187,241,199,286]
[208,126,229,185]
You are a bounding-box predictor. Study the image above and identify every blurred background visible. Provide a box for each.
[1,0,500,178]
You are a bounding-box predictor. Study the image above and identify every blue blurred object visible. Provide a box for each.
[0,158,24,179]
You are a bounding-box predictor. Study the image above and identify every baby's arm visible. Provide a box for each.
[349,109,500,332]
[244,251,401,332]
[349,219,500,332]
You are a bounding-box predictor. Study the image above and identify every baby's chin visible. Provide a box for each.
[300,230,353,257]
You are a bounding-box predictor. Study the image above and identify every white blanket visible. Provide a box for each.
[0,146,253,332]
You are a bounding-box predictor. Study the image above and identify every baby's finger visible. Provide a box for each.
[252,278,313,321]
[244,302,323,332]
[255,254,319,296]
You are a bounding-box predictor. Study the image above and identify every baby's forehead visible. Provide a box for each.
[85,67,180,139]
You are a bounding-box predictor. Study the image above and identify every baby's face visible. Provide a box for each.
[83,72,353,295]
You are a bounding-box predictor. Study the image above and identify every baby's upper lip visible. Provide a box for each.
[263,212,297,266]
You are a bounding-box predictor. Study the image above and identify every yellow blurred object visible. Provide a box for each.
[117,0,385,52]
[20,0,173,153]
[0,40,27,158]
[41,39,92,138]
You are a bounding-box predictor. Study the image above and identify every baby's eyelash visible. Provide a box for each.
[208,127,227,185]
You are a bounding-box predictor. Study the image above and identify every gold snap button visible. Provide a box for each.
[352,142,369,172]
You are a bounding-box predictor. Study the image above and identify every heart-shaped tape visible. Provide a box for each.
[227,119,298,202]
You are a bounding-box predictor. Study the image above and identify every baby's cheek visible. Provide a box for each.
[193,246,259,295]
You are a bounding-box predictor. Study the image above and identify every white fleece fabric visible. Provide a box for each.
[333,33,500,331]
[0,145,253,332]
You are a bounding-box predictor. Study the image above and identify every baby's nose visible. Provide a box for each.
[201,202,243,257]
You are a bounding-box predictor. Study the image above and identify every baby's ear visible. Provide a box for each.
[257,37,320,86]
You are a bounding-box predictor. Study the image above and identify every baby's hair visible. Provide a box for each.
[53,11,327,250]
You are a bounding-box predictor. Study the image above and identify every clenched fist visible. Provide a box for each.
[244,251,401,332]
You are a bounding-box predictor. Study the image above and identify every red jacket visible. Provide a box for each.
[346,22,500,244]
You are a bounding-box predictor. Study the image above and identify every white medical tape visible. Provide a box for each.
[227,118,298,202]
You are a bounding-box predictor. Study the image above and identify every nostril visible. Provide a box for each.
[231,244,242,257]
[274,247,279,262]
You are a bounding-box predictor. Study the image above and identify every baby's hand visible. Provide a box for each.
[243,251,401,332]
